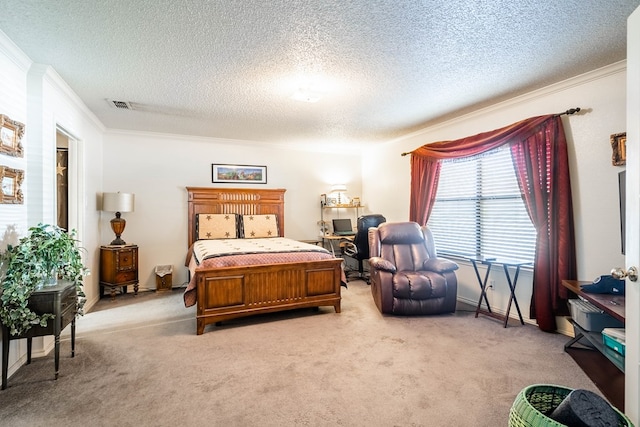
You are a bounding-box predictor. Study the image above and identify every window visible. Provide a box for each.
[427,145,536,263]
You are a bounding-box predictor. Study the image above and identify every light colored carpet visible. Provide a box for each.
[0,280,601,426]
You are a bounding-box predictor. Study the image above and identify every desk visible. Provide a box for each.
[299,239,322,246]
[320,234,354,256]
[470,257,531,328]
[562,280,625,372]
[2,280,77,389]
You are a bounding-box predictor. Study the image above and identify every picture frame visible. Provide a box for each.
[611,132,626,166]
[212,164,267,184]
[0,114,25,158]
[0,165,24,204]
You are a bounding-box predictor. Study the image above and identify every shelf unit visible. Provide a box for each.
[562,280,625,373]
[565,321,625,372]
[319,202,361,235]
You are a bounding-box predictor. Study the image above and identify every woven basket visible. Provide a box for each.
[509,384,633,427]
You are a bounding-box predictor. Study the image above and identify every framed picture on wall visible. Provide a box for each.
[212,164,267,184]
[0,114,25,158]
[611,132,626,166]
[0,165,24,204]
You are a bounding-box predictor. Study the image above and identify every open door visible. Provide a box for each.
[624,5,640,423]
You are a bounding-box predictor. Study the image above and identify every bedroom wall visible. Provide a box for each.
[0,28,31,382]
[362,62,627,332]
[0,30,105,381]
[101,131,362,290]
[29,65,106,307]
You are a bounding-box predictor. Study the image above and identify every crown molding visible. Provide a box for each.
[28,64,105,132]
[388,60,627,145]
[0,29,32,71]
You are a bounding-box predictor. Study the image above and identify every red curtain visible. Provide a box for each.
[409,114,556,224]
[409,156,441,226]
[409,114,576,331]
[510,118,576,331]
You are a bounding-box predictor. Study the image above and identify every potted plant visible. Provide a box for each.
[0,223,88,336]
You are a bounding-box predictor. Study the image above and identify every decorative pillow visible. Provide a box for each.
[241,214,279,238]
[196,214,240,239]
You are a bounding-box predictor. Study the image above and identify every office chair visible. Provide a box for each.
[342,214,386,283]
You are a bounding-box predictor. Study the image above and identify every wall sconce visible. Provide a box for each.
[102,192,135,245]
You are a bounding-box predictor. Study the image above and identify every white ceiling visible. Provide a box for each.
[0,1,638,149]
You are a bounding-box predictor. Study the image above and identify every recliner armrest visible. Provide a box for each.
[423,258,459,273]
[369,257,397,273]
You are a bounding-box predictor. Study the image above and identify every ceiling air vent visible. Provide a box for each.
[107,99,133,110]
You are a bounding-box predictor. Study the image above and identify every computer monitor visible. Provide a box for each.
[332,218,354,235]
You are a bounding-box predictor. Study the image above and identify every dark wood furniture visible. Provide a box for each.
[100,245,139,300]
[562,279,625,372]
[2,280,77,390]
[470,257,531,327]
[186,187,342,335]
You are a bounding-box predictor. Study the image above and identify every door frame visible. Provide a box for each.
[56,126,84,243]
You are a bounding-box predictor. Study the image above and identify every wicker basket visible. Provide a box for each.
[509,384,633,427]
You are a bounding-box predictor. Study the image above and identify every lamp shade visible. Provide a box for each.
[330,184,347,194]
[102,192,135,213]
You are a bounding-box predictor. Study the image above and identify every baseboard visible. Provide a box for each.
[456,296,573,335]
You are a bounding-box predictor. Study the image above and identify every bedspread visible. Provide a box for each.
[183,238,341,307]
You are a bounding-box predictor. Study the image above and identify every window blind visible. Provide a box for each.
[427,145,536,263]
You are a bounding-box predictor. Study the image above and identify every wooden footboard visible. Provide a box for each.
[195,258,342,335]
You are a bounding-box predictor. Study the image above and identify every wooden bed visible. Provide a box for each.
[185,187,342,335]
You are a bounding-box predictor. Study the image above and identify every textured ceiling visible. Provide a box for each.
[0,0,638,149]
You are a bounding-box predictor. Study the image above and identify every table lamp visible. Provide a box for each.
[330,184,347,205]
[102,192,135,245]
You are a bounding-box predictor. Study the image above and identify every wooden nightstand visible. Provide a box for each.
[100,245,139,300]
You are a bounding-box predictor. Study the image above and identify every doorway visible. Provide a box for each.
[55,128,83,241]
[56,132,68,230]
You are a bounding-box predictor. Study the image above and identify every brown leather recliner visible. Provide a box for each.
[368,221,459,315]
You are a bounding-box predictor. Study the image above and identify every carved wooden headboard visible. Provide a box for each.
[186,187,286,247]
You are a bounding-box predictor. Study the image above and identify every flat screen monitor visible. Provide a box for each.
[332,218,354,235]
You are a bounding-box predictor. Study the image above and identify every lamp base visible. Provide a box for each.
[110,237,127,246]
[110,213,127,246]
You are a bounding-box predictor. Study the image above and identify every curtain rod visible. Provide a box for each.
[400,107,582,156]
[555,107,581,117]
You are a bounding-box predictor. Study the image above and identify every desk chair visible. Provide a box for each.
[342,214,386,283]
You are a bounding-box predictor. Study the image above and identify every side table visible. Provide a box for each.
[100,245,139,300]
[2,280,77,390]
[469,257,531,328]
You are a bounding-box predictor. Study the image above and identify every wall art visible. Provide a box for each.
[212,164,267,184]
[0,165,24,204]
[0,114,25,158]
[610,132,626,166]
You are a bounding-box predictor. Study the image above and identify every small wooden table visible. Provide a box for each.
[99,245,139,300]
[1,280,77,389]
[470,257,531,327]
[562,279,625,372]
